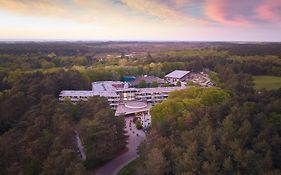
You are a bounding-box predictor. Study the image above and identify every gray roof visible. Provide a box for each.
[92,81,123,97]
[92,81,123,93]
[165,70,190,79]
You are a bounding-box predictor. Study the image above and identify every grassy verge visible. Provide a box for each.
[253,76,281,90]
[117,158,139,175]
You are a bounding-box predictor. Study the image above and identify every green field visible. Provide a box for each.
[253,76,281,90]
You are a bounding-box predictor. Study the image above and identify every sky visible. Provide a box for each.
[0,0,280,41]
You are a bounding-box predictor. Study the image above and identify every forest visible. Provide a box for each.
[135,88,281,175]
[0,41,280,174]
[0,71,127,174]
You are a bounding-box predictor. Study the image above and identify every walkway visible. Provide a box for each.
[95,116,146,175]
[75,131,86,161]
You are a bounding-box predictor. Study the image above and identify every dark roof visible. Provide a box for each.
[129,76,166,86]
[122,76,136,82]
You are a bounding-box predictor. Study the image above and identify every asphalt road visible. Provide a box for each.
[95,116,146,175]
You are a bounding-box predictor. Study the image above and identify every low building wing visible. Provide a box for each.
[115,101,151,116]
[165,70,190,79]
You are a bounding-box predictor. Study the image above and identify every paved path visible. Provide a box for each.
[75,131,86,161]
[95,116,146,175]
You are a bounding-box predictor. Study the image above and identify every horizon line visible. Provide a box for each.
[0,39,280,43]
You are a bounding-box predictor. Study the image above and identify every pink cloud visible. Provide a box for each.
[205,0,281,26]
[121,0,208,25]
[205,0,255,26]
[255,0,281,23]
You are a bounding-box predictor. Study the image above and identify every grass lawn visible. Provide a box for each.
[117,158,139,175]
[253,76,281,90]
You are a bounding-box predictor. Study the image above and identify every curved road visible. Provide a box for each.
[95,116,146,175]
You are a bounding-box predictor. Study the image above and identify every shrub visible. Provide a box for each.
[135,120,143,130]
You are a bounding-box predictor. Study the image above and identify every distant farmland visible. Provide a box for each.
[253,76,281,90]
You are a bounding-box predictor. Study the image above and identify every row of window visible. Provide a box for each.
[61,93,168,100]
[61,96,90,99]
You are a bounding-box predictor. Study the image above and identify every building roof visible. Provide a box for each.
[125,101,148,109]
[165,70,190,79]
[115,101,151,116]
[129,75,166,86]
[122,76,136,82]
[92,81,123,93]
[92,81,123,97]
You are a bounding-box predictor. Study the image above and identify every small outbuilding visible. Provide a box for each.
[164,70,190,84]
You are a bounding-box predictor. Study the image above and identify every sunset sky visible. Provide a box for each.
[0,0,280,41]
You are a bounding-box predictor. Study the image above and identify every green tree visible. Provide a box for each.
[138,80,147,88]
[143,148,167,175]
[139,89,281,174]
[151,81,158,87]
[135,120,143,129]
[162,83,170,87]
[77,97,127,169]
[41,149,85,175]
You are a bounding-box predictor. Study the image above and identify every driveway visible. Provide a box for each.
[95,116,146,175]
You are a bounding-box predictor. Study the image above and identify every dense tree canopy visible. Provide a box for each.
[0,70,127,174]
[137,87,281,175]
[76,97,128,168]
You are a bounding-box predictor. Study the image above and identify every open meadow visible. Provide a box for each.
[253,76,281,90]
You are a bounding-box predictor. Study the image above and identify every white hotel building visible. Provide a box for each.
[59,81,185,119]
[59,81,185,109]
[59,70,212,129]
[59,70,191,127]
[59,70,197,124]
